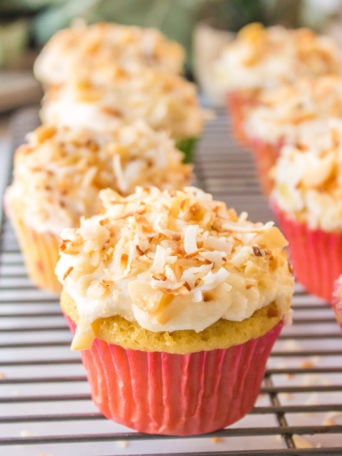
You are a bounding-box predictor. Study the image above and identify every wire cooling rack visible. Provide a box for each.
[0,107,342,456]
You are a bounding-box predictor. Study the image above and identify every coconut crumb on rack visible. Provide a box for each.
[300,360,315,369]
[293,434,316,449]
[322,411,342,426]
[210,437,223,444]
[116,440,129,448]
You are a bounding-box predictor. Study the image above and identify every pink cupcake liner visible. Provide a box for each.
[248,138,283,196]
[65,314,282,435]
[332,279,342,328]
[4,204,61,294]
[272,201,342,303]
[226,91,256,146]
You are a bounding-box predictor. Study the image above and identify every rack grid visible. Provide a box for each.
[0,107,342,455]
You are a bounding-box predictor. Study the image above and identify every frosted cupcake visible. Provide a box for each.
[56,186,294,435]
[215,23,341,143]
[40,68,209,162]
[34,21,185,87]
[243,76,342,194]
[271,124,342,302]
[4,123,191,293]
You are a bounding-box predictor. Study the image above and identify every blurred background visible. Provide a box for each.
[1,0,342,110]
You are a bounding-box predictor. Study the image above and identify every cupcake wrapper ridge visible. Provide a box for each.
[248,138,283,196]
[272,202,342,303]
[332,279,342,328]
[6,212,61,294]
[226,91,251,145]
[66,315,282,436]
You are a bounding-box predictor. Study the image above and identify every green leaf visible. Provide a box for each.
[176,136,198,163]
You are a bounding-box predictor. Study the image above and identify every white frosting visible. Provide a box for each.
[271,123,342,231]
[40,69,209,140]
[56,187,294,348]
[244,77,342,143]
[5,123,191,235]
[34,21,185,86]
[215,24,341,91]
[42,97,121,133]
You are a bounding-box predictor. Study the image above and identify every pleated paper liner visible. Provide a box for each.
[226,90,258,146]
[6,213,61,294]
[65,313,283,436]
[248,138,283,196]
[332,278,342,328]
[272,201,342,303]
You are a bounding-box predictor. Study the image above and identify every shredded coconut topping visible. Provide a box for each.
[271,122,342,231]
[40,68,210,140]
[215,23,342,91]
[5,123,191,234]
[244,77,342,143]
[34,21,185,86]
[56,186,294,349]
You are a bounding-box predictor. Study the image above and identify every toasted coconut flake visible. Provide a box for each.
[151,245,167,273]
[183,225,199,254]
[322,412,342,426]
[192,268,230,297]
[222,220,274,232]
[293,435,315,449]
[199,250,226,263]
[192,288,203,303]
[63,266,74,280]
[112,154,127,193]
[151,277,184,291]
[165,265,177,282]
[181,264,212,289]
[202,236,233,254]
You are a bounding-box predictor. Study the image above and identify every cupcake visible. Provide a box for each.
[332,276,342,327]
[34,21,185,87]
[4,122,191,293]
[56,186,294,435]
[270,123,342,302]
[40,67,209,163]
[215,23,342,144]
[243,76,342,195]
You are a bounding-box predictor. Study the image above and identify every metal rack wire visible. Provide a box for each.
[0,107,342,455]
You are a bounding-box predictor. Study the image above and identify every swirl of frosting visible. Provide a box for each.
[271,122,342,231]
[56,186,294,349]
[5,122,192,235]
[34,21,185,86]
[244,76,342,143]
[40,68,210,140]
[215,23,341,91]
